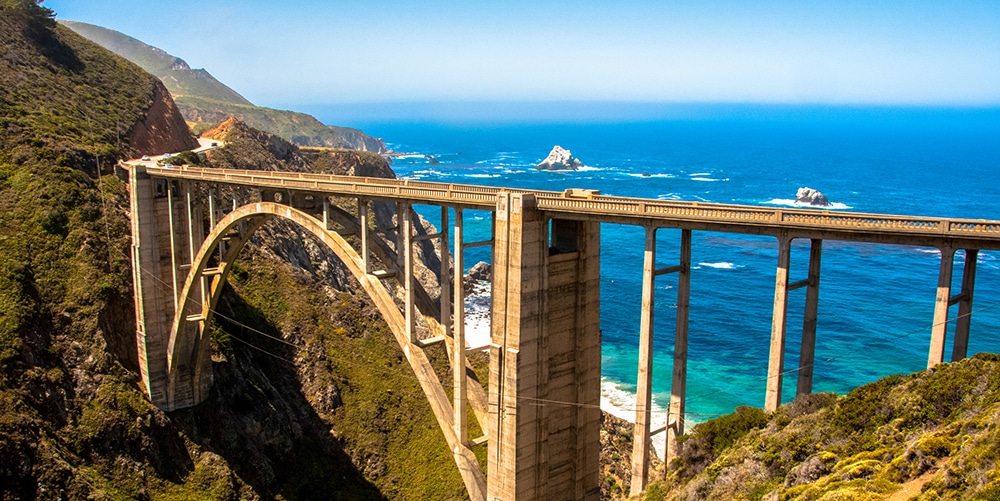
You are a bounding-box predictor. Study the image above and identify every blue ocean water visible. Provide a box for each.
[316,105,1000,427]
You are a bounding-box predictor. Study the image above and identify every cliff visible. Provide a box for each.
[126,80,200,155]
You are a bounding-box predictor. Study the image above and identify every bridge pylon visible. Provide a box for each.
[128,164,212,410]
[489,193,602,500]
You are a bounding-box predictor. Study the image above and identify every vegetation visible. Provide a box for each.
[59,20,252,106]
[646,354,1000,500]
[1,6,461,498]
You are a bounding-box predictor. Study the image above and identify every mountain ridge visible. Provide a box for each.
[60,20,386,153]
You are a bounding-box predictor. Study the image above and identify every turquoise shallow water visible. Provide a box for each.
[315,105,1000,425]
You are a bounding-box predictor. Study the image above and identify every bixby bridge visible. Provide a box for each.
[125,163,1000,500]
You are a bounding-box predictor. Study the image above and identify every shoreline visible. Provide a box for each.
[462,280,676,459]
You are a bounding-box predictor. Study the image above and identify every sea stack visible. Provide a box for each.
[795,187,831,207]
[537,145,584,171]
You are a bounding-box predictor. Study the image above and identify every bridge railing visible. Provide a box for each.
[144,165,1000,240]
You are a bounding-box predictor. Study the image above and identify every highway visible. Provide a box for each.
[140,164,1000,249]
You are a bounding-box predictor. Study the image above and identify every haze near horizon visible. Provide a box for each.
[46,0,1000,118]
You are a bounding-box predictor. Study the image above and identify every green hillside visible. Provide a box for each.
[59,20,253,105]
[61,20,387,153]
[1,3,466,497]
[644,353,1000,500]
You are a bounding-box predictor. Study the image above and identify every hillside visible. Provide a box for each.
[643,353,1000,500]
[59,20,253,106]
[60,20,387,153]
[0,3,454,498]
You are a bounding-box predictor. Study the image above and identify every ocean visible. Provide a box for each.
[312,104,1000,454]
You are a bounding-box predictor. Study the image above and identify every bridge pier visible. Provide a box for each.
[928,247,980,367]
[765,237,823,412]
[489,193,602,501]
[128,166,210,410]
[629,227,692,495]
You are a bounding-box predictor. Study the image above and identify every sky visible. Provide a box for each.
[45,0,1000,111]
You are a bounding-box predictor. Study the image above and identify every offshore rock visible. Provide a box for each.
[537,145,584,171]
[795,187,831,207]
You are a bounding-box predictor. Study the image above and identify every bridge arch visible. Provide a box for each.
[165,201,487,499]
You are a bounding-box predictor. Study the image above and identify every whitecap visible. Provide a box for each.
[575,165,603,172]
[689,172,712,177]
[600,381,668,459]
[466,173,500,179]
[764,198,853,210]
[699,262,738,270]
[691,177,729,182]
[463,280,492,349]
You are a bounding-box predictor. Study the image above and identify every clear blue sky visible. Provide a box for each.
[46,0,1000,109]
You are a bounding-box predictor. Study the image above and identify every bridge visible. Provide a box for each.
[125,163,1000,500]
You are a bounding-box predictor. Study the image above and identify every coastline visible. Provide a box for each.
[462,280,672,459]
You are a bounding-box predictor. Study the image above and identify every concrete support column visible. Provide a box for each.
[440,206,452,336]
[666,229,692,469]
[630,226,657,497]
[167,181,179,308]
[928,246,956,368]
[766,234,792,412]
[797,239,823,397]
[401,202,415,343]
[359,198,370,274]
[488,194,602,501]
[322,196,330,231]
[489,192,546,501]
[952,249,979,362]
[454,207,467,445]
[396,201,406,271]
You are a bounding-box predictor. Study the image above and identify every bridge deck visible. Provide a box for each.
[146,165,1000,249]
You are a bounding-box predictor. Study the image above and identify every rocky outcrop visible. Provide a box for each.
[537,145,584,171]
[795,187,830,207]
[125,80,199,155]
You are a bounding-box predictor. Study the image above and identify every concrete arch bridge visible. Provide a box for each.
[125,164,1000,500]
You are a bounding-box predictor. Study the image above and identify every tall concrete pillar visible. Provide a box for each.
[488,193,601,501]
[928,247,956,368]
[765,234,792,412]
[630,226,657,496]
[796,239,822,397]
[128,166,208,410]
[666,229,692,468]
[951,249,979,362]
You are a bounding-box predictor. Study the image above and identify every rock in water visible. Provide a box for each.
[537,145,584,171]
[795,187,831,207]
[467,261,492,282]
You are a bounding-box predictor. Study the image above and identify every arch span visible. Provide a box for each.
[166,201,486,500]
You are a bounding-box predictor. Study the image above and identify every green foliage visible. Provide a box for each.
[657,355,1000,500]
[221,259,470,499]
[674,405,770,479]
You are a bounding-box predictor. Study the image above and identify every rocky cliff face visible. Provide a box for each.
[126,80,199,155]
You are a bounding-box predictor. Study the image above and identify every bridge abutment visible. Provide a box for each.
[128,165,210,410]
[489,193,602,501]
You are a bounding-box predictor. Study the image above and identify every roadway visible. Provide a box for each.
[140,164,1000,250]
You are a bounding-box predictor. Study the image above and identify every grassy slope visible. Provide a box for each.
[59,20,252,105]
[0,3,202,497]
[646,353,1000,500]
[1,5,448,498]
